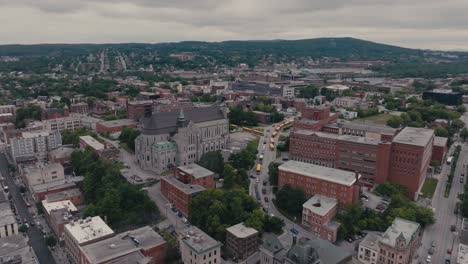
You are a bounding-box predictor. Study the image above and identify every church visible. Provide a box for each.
[135,106,229,174]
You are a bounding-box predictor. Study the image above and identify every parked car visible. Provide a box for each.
[461,177,464,183]
[451,225,456,232]
[264,197,269,202]
[290,228,299,235]
[181,218,188,224]
[447,248,452,255]
[426,255,431,263]
[428,248,434,255]
[431,241,436,247]
[445,259,451,264]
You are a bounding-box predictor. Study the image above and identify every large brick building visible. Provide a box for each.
[127,100,154,121]
[174,163,216,189]
[160,176,205,217]
[389,127,434,200]
[302,195,340,243]
[225,223,259,261]
[278,160,360,206]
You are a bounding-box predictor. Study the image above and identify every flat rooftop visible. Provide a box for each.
[180,225,222,254]
[434,136,448,147]
[80,135,104,150]
[162,177,205,195]
[380,217,420,248]
[294,129,380,145]
[22,130,51,138]
[177,163,214,179]
[81,226,165,263]
[64,216,114,245]
[303,195,337,216]
[392,127,434,147]
[42,200,78,215]
[279,160,358,186]
[98,119,136,128]
[360,232,382,251]
[226,223,258,239]
[45,188,81,203]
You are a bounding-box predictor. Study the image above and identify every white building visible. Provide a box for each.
[63,216,115,264]
[42,115,82,132]
[179,226,222,264]
[357,233,381,264]
[10,130,62,163]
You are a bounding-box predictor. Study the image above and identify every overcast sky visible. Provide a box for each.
[1,0,467,50]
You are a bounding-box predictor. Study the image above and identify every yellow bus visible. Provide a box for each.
[270,137,275,144]
[269,143,275,151]
[242,127,264,136]
[272,131,278,137]
[256,164,262,175]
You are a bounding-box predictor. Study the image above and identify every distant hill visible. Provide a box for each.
[0,37,425,61]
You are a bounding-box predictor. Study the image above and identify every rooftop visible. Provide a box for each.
[359,232,382,251]
[81,226,166,263]
[279,160,358,186]
[42,200,78,215]
[45,188,81,203]
[392,127,434,147]
[22,130,51,138]
[0,235,38,264]
[303,195,337,216]
[80,135,104,150]
[343,122,397,135]
[180,225,222,254]
[434,136,448,147]
[262,233,285,256]
[64,216,114,245]
[285,237,352,264]
[226,223,258,239]
[49,146,75,159]
[458,243,468,264]
[177,163,214,179]
[380,217,420,248]
[98,119,137,128]
[162,177,205,195]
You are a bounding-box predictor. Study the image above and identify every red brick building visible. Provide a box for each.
[253,111,271,124]
[127,100,153,120]
[70,103,89,114]
[389,127,434,200]
[302,195,340,242]
[278,160,360,206]
[160,176,205,216]
[174,163,215,189]
[432,136,448,163]
[42,107,70,120]
[95,119,137,133]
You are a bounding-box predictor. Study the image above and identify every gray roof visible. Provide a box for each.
[343,122,397,135]
[180,225,222,254]
[303,195,337,216]
[141,107,225,135]
[359,233,382,251]
[434,136,448,147]
[262,233,285,255]
[177,163,214,179]
[392,127,434,147]
[279,160,358,186]
[380,217,420,248]
[162,177,205,195]
[285,237,352,264]
[226,223,258,239]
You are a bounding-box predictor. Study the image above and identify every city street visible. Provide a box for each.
[0,153,56,264]
[417,107,468,264]
[248,120,317,249]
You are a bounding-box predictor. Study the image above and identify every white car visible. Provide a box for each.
[426,255,431,263]
[181,218,188,224]
[255,179,260,183]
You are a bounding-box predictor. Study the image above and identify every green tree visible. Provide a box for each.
[45,235,57,247]
[451,119,465,131]
[434,127,449,137]
[275,184,307,217]
[222,164,237,190]
[461,128,468,141]
[457,105,466,114]
[15,104,42,128]
[263,216,285,234]
[119,127,140,151]
[197,151,224,175]
[386,116,402,128]
[268,162,280,187]
[244,209,265,231]
[298,85,319,99]
[19,224,28,233]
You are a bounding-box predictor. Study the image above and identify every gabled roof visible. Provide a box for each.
[141,107,226,135]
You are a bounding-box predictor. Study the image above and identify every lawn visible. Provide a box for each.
[420,178,438,198]
[354,114,393,125]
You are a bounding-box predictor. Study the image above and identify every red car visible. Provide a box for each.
[447,249,452,255]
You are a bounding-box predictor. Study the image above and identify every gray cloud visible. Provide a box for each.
[0,0,467,50]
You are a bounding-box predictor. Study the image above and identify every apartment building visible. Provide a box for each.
[179,225,222,264]
[70,103,89,114]
[302,195,340,242]
[127,100,153,120]
[161,176,205,217]
[10,130,62,163]
[278,160,360,206]
[63,216,115,264]
[226,223,259,261]
[357,218,421,264]
[42,115,82,132]
[174,163,216,189]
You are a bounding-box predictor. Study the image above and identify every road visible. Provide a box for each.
[248,120,316,248]
[0,153,56,264]
[417,108,468,264]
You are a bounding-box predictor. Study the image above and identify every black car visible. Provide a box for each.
[451,225,456,232]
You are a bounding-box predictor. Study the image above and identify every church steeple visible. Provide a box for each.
[177,108,186,128]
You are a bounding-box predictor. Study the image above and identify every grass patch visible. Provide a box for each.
[354,114,393,125]
[420,178,438,198]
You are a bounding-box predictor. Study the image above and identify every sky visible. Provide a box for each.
[1,0,468,50]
